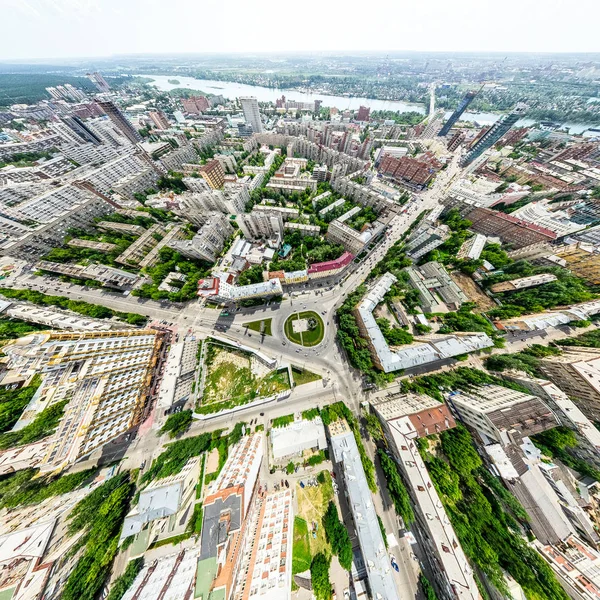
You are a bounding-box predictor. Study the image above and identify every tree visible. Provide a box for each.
[364,412,383,441]
[378,450,414,525]
[310,553,331,600]
[322,501,353,570]
[160,410,193,439]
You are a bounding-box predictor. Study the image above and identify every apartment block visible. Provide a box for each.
[37,261,139,289]
[405,224,450,259]
[237,211,283,242]
[181,182,249,216]
[67,238,118,252]
[115,223,166,266]
[169,213,233,263]
[405,261,468,312]
[97,100,142,144]
[97,220,146,235]
[329,420,401,600]
[370,395,479,600]
[539,348,600,421]
[0,329,163,472]
[148,110,170,130]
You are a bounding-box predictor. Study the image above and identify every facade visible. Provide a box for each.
[0,329,163,472]
[356,105,370,122]
[539,348,600,421]
[96,100,143,144]
[240,97,263,134]
[329,420,401,600]
[199,159,226,190]
[448,384,558,445]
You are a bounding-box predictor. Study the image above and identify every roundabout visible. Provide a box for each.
[284,311,325,347]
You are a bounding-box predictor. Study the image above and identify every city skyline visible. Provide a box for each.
[2,0,600,60]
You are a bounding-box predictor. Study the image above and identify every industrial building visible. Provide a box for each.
[405,262,468,313]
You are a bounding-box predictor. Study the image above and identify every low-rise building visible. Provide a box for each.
[307,251,354,280]
[67,238,117,253]
[490,273,558,293]
[405,262,468,312]
[270,417,326,460]
[329,420,401,600]
[197,273,283,303]
[36,260,139,289]
[457,234,487,260]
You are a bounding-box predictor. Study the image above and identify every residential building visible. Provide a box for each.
[36,260,139,289]
[461,102,528,166]
[115,223,166,266]
[421,109,445,139]
[87,72,110,92]
[354,273,493,373]
[234,490,293,600]
[283,222,321,237]
[148,110,170,130]
[139,225,186,269]
[356,105,370,122]
[0,329,164,472]
[329,420,401,600]
[378,152,441,188]
[405,224,451,260]
[490,273,558,293]
[156,338,200,413]
[197,273,283,303]
[181,182,249,215]
[197,434,263,600]
[447,384,558,445]
[539,348,600,421]
[270,417,326,460]
[326,218,385,255]
[240,97,263,134]
[96,100,143,144]
[169,213,233,262]
[371,395,479,600]
[307,251,354,280]
[3,303,112,332]
[237,211,283,242]
[97,220,146,235]
[199,159,225,190]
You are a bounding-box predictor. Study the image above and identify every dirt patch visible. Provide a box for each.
[451,271,497,312]
[205,448,219,474]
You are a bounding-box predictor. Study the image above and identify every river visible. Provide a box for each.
[142,74,599,135]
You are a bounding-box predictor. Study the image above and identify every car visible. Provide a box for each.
[391,557,399,572]
[260,412,264,416]
[285,480,289,488]
[343,589,350,600]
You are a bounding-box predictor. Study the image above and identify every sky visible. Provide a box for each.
[1,0,600,61]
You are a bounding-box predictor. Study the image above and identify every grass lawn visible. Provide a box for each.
[295,470,334,558]
[284,311,325,347]
[243,318,272,336]
[291,367,322,386]
[198,342,289,413]
[292,517,312,575]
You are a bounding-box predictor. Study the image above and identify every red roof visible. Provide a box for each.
[308,252,354,274]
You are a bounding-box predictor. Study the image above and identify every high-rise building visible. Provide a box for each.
[356,105,370,121]
[438,90,478,137]
[169,213,233,262]
[96,100,143,144]
[0,329,164,472]
[237,211,283,241]
[199,159,226,190]
[60,115,103,145]
[239,97,263,134]
[421,109,445,139]
[87,72,111,93]
[148,110,170,130]
[461,102,528,166]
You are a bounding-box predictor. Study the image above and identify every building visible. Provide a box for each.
[169,213,233,262]
[534,535,600,600]
[197,433,263,600]
[490,273,558,293]
[198,159,225,190]
[438,90,478,137]
[234,489,294,600]
[371,395,479,600]
[181,182,249,215]
[270,417,326,460]
[284,222,321,237]
[356,105,370,122]
[405,224,450,260]
[307,251,354,280]
[148,110,170,130]
[115,223,166,266]
[328,420,401,600]
[539,348,600,421]
[67,238,117,253]
[3,303,112,332]
[421,109,445,139]
[354,273,493,373]
[97,220,146,235]
[87,72,110,92]
[96,100,143,144]
[326,218,385,255]
[37,261,139,289]
[461,102,528,166]
[447,384,558,446]
[0,329,163,472]
[457,233,486,260]
[156,338,199,413]
[405,262,468,312]
[197,273,283,303]
[120,457,201,544]
[378,152,441,188]
[181,95,210,114]
[239,97,263,134]
[463,206,557,249]
[237,211,283,242]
